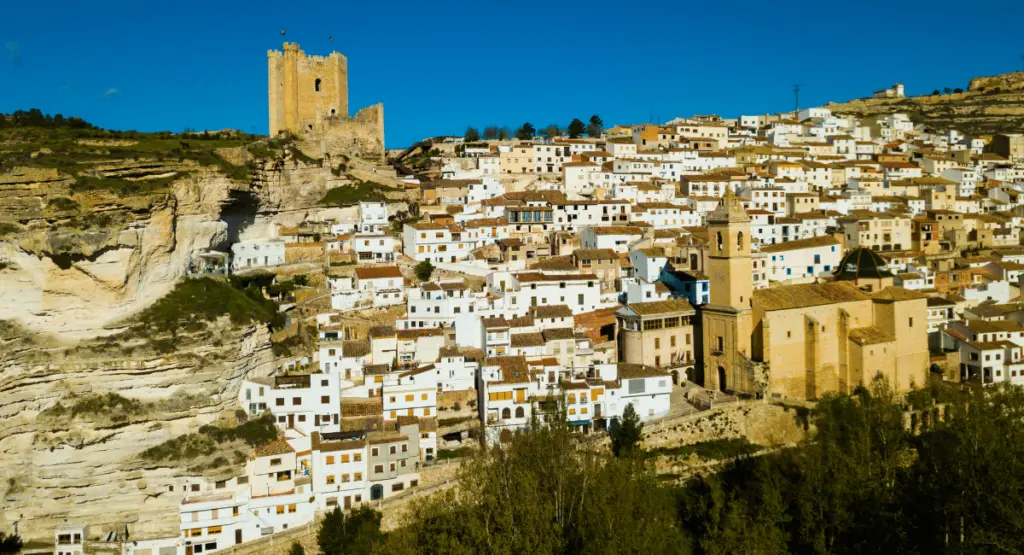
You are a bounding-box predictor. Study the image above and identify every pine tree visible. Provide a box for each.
[318,506,382,555]
[515,123,535,140]
[611,403,643,456]
[567,118,586,138]
[587,114,603,137]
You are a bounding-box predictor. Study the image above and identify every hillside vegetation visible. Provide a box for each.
[828,71,1024,135]
[377,379,1024,555]
[116,275,284,353]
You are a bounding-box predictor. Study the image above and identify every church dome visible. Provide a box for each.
[834,248,894,281]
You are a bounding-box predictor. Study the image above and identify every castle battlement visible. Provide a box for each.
[267,42,384,157]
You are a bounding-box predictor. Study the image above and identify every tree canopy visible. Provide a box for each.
[415,260,435,282]
[385,411,684,555]
[587,114,603,137]
[567,118,586,139]
[540,124,561,139]
[515,123,536,140]
[611,402,643,456]
[464,126,480,142]
[318,506,383,555]
[379,378,1024,555]
[0,108,94,130]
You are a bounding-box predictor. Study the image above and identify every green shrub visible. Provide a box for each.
[320,180,400,207]
[41,392,145,421]
[643,438,759,461]
[132,277,283,337]
[142,413,278,462]
[0,223,19,238]
[47,197,79,211]
[436,446,475,460]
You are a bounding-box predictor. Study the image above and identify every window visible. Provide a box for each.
[270,458,281,466]
[233,506,239,517]
[390,445,397,455]
[654,338,661,349]
[671,335,677,347]
[314,78,322,92]
[321,395,330,404]
[275,399,285,407]
[288,504,297,513]
[354,453,362,462]
[276,505,285,515]
[292,397,301,405]
[340,454,350,463]
[371,448,379,456]
[909,317,914,327]
[374,465,385,473]
[326,456,335,465]
[341,474,350,483]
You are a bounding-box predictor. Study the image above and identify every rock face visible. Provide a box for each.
[827,71,1024,135]
[0,151,363,340]
[0,151,363,540]
[0,164,231,339]
[0,321,277,539]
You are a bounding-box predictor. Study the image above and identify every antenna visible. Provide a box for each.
[794,84,801,118]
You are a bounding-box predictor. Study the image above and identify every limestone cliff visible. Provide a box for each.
[0,132,416,541]
[0,319,277,539]
[0,146,365,340]
[827,71,1024,135]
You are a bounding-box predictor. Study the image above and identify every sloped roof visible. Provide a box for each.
[753,282,871,311]
[870,286,928,302]
[849,326,895,346]
[530,304,573,319]
[617,363,670,379]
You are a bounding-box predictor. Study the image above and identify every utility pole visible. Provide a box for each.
[793,84,801,118]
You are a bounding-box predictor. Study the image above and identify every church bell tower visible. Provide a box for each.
[702,188,755,394]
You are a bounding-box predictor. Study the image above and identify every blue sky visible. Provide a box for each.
[2,0,1023,148]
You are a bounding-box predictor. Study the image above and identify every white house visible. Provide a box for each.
[352,234,396,262]
[354,266,406,307]
[239,373,342,434]
[579,226,645,254]
[358,202,389,234]
[758,236,842,283]
[629,248,669,283]
[231,240,286,271]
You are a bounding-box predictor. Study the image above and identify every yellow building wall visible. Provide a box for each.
[756,299,874,399]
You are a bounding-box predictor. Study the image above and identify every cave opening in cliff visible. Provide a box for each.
[218,189,259,250]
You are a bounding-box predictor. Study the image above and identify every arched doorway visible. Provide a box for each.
[718,366,727,393]
[370,484,384,501]
[684,367,695,383]
[671,370,680,385]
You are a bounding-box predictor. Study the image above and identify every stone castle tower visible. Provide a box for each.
[268,42,349,137]
[266,42,385,158]
[702,188,755,394]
